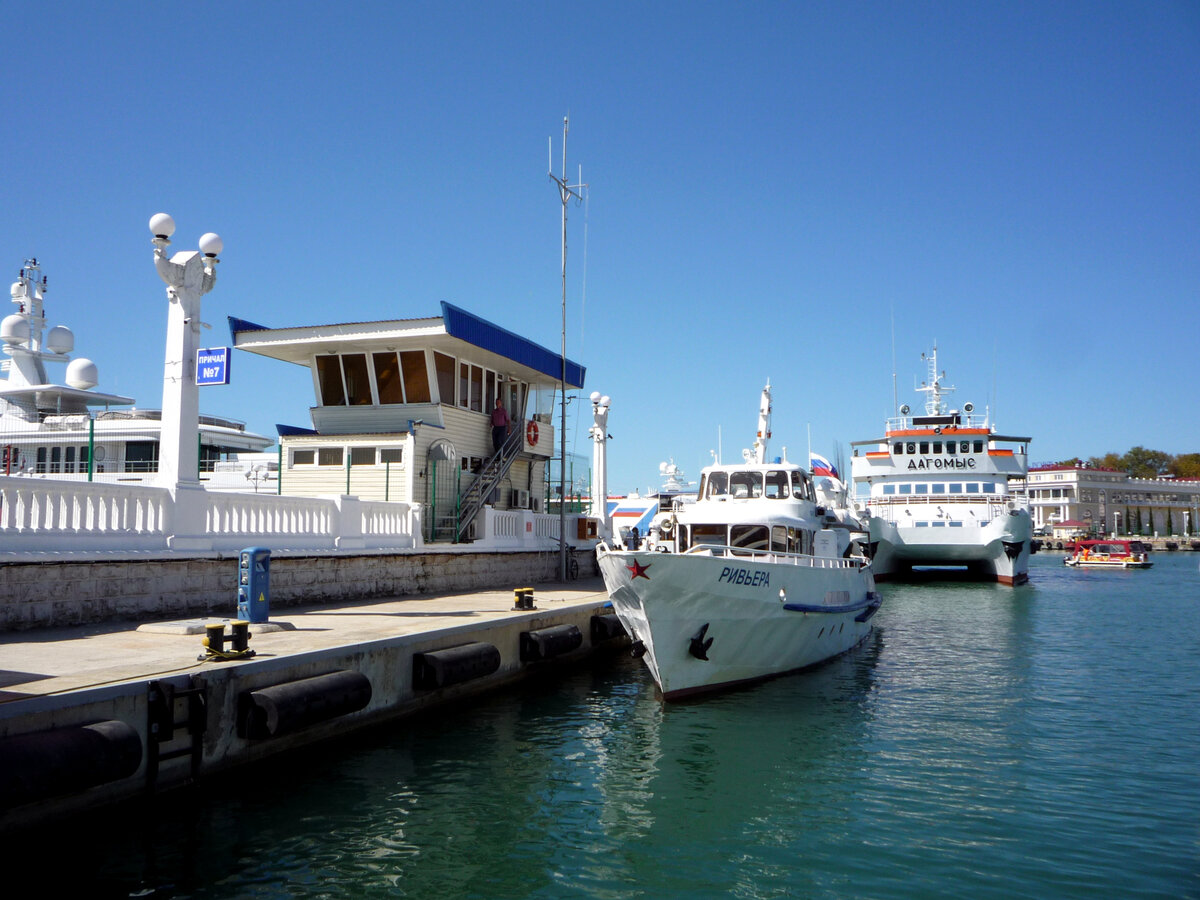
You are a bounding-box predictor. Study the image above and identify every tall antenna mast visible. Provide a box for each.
[549,115,587,581]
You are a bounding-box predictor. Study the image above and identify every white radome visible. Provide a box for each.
[66,358,98,390]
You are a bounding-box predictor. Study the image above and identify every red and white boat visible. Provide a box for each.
[1064,539,1152,569]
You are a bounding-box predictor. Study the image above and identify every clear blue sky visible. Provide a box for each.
[4,2,1198,494]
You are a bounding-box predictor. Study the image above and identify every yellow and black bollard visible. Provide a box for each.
[199,621,256,661]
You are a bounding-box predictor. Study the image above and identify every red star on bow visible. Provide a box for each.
[627,559,651,579]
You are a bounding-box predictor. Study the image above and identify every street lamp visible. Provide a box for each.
[589,391,611,541]
[150,213,221,488]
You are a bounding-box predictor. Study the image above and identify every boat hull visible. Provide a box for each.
[867,507,1032,585]
[596,548,878,699]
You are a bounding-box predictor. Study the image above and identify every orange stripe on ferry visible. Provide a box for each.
[865,452,889,459]
[886,428,990,437]
[988,449,1014,456]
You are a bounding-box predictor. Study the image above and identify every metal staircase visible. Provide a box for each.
[455,419,526,542]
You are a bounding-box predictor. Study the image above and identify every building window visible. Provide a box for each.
[401,351,432,403]
[316,355,346,406]
[350,447,375,466]
[373,352,404,404]
[292,449,316,465]
[470,365,483,412]
[342,354,372,405]
[434,352,456,405]
[380,447,403,464]
[318,447,343,466]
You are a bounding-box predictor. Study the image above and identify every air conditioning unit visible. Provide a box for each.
[530,496,543,513]
[511,488,530,509]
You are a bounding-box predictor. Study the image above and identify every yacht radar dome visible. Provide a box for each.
[2,314,29,345]
[45,325,74,354]
[66,357,98,390]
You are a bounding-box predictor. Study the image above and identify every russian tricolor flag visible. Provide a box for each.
[810,453,839,479]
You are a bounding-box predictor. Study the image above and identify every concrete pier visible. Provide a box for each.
[0,576,624,834]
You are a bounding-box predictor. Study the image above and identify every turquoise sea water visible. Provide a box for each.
[13,553,1200,898]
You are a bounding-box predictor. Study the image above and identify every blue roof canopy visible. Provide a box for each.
[441,302,585,389]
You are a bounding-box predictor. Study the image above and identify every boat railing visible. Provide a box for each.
[885,413,991,432]
[868,496,1017,524]
[685,543,866,569]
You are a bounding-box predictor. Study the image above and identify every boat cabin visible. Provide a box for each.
[230,302,585,542]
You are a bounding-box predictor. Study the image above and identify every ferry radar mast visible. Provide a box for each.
[916,345,955,416]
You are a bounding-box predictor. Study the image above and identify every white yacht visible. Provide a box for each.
[849,347,1032,584]
[596,384,879,700]
[0,259,272,485]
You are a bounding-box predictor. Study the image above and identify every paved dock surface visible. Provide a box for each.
[0,577,610,703]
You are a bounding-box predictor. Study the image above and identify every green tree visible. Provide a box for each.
[1168,453,1200,479]
[1088,452,1124,470]
[1056,457,1083,467]
[1122,446,1172,478]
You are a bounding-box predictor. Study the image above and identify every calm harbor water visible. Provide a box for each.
[13,553,1200,898]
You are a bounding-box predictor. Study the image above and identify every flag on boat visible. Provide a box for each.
[810,453,839,479]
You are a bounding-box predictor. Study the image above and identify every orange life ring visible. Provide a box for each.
[526,421,539,445]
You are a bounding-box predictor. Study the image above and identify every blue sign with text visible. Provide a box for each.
[196,347,231,386]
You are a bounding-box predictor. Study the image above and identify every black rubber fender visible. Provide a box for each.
[0,719,142,808]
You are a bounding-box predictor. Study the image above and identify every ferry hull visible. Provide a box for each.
[596,548,878,699]
[867,508,1032,585]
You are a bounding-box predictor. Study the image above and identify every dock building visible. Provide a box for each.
[1016,464,1200,538]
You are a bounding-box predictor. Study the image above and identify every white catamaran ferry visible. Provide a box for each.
[596,384,879,700]
[849,347,1032,584]
[1,259,272,485]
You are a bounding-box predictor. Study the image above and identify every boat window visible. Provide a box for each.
[316,355,346,406]
[765,470,789,499]
[341,354,372,405]
[433,352,456,405]
[791,470,811,500]
[292,449,315,465]
[400,351,432,403]
[949,521,963,527]
[919,442,929,454]
[730,471,762,498]
[983,483,996,494]
[704,471,728,497]
[949,483,963,494]
[932,442,942,454]
[960,441,970,453]
[125,441,158,473]
[899,484,912,494]
[907,442,916,454]
[883,484,895,495]
[945,441,956,455]
[771,526,789,552]
[350,447,375,466]
[373,352,404,404]
[973,441,983,453]
[318,447,343,466]
[50,446,62,473]
[893,442,904,454]
[690,524,726,547]
[932,484,946,494]
[915,484,928,494]
[730,525,769,555]
[79,446,90,468]
[65,446,76,473]
[966,483,980,493]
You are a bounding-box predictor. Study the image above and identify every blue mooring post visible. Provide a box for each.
[237,547,271,623]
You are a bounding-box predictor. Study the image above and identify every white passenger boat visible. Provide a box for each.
[596,384,879,700]
[1,259,272,486]
[849,347,1033,584]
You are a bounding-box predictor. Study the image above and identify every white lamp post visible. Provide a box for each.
[150,213,221,489]
[589,391,611,540]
